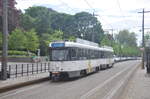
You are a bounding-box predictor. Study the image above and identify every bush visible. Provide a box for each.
[0,50,36,56]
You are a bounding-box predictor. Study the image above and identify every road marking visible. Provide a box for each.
[80,65,133,99]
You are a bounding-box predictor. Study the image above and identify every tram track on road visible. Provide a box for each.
[80,61,138,99]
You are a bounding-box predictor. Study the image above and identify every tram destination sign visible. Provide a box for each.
[51,43,65,48]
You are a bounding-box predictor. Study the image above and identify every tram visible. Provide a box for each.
[49,39,114,81]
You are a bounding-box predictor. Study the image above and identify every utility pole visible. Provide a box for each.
[138,9,150,69]
[1,0,8,80]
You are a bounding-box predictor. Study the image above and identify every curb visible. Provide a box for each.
[0,77,49,93]
[108,62,140,99]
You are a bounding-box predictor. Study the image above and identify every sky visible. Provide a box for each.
[15,0,150,45]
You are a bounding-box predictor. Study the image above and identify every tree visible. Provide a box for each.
[21,6,55,35]
[73,12,104,43]
[113,31,140,56]
[21,7,104,43]
[116,30,137,47]
[0,0,20,32]
[9,28,26,50]
[24,29,39,52]
[40,30,64,55]
[50,13,74,39]
[101,35,112,46]
[20,14,36,31]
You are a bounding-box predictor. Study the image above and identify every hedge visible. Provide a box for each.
[0,50,36,56]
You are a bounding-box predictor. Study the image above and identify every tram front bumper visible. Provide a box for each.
[51,72,61,80]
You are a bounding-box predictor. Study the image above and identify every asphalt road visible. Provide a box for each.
[0,60,140,99]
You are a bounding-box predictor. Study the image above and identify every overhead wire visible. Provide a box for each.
[83,0,114,30]
[57,0,114,32]
[57,0,76,13]
[83,0,96,13]
[116,0,129,28]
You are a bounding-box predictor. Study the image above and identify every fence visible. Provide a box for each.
[7,62,50,78]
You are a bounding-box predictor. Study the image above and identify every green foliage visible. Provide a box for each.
[20,14,36,31]
[145,33,150,40]
[145,32,150,46]
[21,6,56,35]
[72,12,104,43]
[112,42,140,57]
[113,29,140,56]
[101,35,112,46]
[9,28,26,50]
[112,42,121,55]
[0,50,36,56]
[8,28,39,54]
[20,6,105,55]
[24,29,39,51]
[21,6,104,43]
[39,30,64,55]
[121,45,140,56]
[116,30,137,47]
[68,36,76,41]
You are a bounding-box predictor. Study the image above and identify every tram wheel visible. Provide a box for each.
[80,70,87,77]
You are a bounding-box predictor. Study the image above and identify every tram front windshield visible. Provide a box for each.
[51,49,68,61]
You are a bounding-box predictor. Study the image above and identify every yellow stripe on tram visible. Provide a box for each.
[88,60,92,73]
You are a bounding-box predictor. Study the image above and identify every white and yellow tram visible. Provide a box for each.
[49,39,114,81]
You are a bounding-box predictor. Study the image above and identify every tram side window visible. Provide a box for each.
[96,50,99,58]
[98,51,100,58]
[70,48,77,60]
[104,51,108,58]
[101,51,104,58]
[91,50,95,59]
[87,49,90,59]
[109,52,113,58]
[77,48,82,60]
[103,51,106,58]
[85,49,88,59]
[105,51,109,58]
[82,49,87,60]
[94,50,96,59]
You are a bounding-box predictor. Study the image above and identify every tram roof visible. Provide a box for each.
[49,41,113,52]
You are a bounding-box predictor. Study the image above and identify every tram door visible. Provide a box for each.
[146,49,150,73]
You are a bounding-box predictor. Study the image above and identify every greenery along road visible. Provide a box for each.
[0,3,140,57]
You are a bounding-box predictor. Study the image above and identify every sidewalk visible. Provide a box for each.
[121,67,150,99]
[0,72,49,93]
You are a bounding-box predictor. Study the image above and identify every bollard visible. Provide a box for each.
[21,64,23,76]
[45,63,46,72]
[15,64,17,78]
[32,64,34,74]
[41,63,42,72]
[37,63,38,73]
[27,64,29,76]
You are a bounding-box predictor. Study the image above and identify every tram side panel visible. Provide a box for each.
[49,58,114,78]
